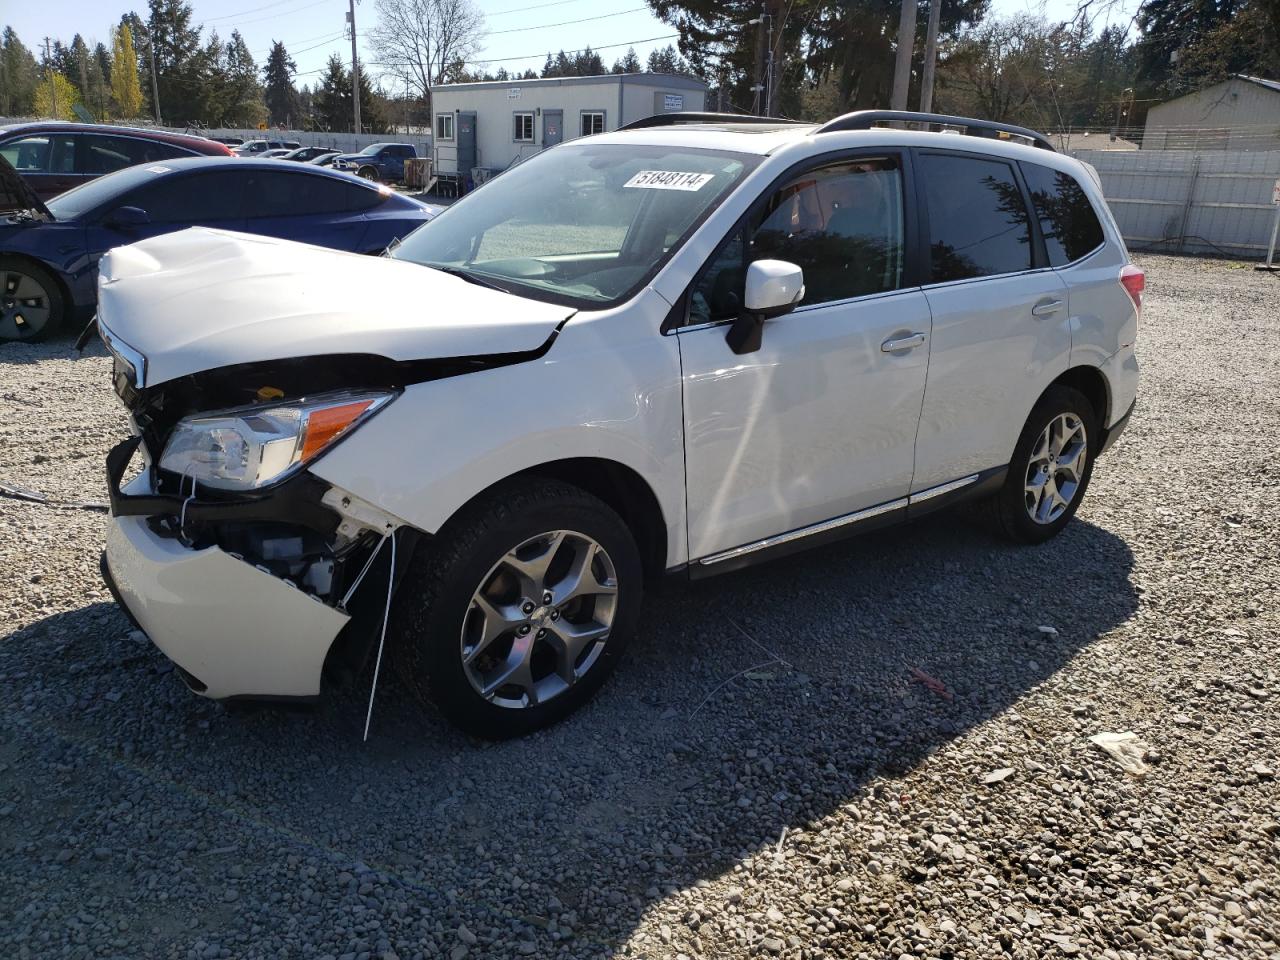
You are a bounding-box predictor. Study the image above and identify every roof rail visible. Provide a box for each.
[813,111,1055,152]
[619,112,809,131]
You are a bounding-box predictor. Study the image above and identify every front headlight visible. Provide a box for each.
[159,391,394,492]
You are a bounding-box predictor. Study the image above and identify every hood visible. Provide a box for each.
[97,227,575,387]
[0,154,52,219]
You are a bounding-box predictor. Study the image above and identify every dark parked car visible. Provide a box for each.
[331,143,417,181]
[0,122,232,202]
[0,156,439,342]
[282,146,340,163]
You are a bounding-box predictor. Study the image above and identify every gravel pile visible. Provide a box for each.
[1,255,1277,960]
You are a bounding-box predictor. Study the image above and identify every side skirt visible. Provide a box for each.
[686,466,1007,579]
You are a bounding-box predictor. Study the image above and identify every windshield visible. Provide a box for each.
[391,143,758,308]
[358,144,385,155]
[47,163,173,220]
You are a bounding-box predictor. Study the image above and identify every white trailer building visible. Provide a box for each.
[428,72,707,187]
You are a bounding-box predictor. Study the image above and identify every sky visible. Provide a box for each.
[6,0,1134,95]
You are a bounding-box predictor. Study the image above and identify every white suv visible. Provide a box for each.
[97,111,1141,738]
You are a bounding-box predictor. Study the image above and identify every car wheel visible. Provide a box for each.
[0,257,65,343]
[391,478,642,739]
[989,385,1099,544]
[358,165,379,181]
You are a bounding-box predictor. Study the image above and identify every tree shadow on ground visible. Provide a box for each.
[0,507,1137,957]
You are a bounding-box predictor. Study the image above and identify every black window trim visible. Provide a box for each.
[910,146,1050,290]
[1016,159,1106,268]
[666,146,924,335]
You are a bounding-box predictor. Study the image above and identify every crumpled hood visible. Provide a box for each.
[97,227,574,387]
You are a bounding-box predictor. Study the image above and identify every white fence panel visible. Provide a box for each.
[1074,149,1280,256]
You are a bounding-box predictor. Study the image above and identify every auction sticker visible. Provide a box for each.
[624,170,715,191]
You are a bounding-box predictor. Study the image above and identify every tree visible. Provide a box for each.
[312,53,350,131]
[146,0,205,125]
[111,25,144,118]
[646,44,687,74]
[936,14,1063,127]
[263,41,300,127]
[34,72,81,119]
[221,30,265,127]
[611,47,642,73]
[573,46,605,75]
[369,0,484,109]
[1136,0,1279,93]
[0,28,40,116]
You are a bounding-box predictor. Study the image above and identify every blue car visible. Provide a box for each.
[0,156,438,342]
[330,143,417,182]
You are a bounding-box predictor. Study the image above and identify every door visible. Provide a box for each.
[678,154,931,561]
[85,169,246,264]
[457,112,478,174]
[241,169,370,251]
[0,132,78,200]
[910,151,1071,491]
[75,133,190,192]
[542,110,563,148]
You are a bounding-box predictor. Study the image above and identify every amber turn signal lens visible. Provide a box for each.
[300,399,375,462]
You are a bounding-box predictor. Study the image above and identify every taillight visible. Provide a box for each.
[1120,264,1145,315]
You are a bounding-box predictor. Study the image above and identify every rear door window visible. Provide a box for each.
[919,153,1032,282]
[244,170,381,217]
[79,134,188,174]
[1021,162,1105,265]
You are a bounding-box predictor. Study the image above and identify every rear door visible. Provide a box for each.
[910,150,1070,492]
[242,169,372,251]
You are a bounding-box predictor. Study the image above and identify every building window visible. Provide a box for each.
[513,112,534,142]
[435,114,454,141]
[580,111,605,137]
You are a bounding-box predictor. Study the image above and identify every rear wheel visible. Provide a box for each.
[0,257,64,343]
[990,385,1099,544]
[391,479,642,739]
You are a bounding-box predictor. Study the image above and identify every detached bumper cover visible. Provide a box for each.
[105,515,349,699]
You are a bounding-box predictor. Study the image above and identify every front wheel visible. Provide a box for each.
[0,257,65,343]
[989,385,1099,544]
[357,165,379,181]
[391,479,642,739]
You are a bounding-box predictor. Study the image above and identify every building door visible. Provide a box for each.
[457,111,477,175]
[542,110,563,147]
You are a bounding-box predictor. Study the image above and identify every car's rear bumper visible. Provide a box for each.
[104,513,349,700]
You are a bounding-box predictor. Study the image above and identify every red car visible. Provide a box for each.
[0,122,232,203]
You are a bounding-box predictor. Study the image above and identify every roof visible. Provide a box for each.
[0,121,231,154]
[1237,75,1280,94]
[431,72,707,94]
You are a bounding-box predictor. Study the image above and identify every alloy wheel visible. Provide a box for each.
[1024,412,1088,524]
[0,269,52,341]
[460,530,618,709]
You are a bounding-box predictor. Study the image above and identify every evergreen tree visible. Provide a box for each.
[146,0,204,125]
[68,34,92,104]
[646,44,687,75]
[111,25,144,118]
[263,41,300,127]
[611,47,642,73]
[0,28,40,115]
[572,46,605,75]
[222,30,265,126]
[541,53,556,77]
[313,53,350,131]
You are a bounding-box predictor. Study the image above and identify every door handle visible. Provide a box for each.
[881,332,927,353]
[1032,299,1065,317]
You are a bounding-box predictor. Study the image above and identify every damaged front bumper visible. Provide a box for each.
[102,435,400,701]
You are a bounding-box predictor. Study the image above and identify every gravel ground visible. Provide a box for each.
[1,254,1277,960]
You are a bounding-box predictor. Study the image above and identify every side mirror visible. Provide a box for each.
[726,259,805,355]
[104,206,150,230]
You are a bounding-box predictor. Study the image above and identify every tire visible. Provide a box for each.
[989,385,1099,544]
[357,165,379,181]
[0,257,65,343]
[390,478,643,739]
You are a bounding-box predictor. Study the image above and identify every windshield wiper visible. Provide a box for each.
[428,264,508,292]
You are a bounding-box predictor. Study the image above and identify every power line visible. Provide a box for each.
[485,0,592,16]
[487,6,649,35]
[368,31,678,68]
[204,0,323,22]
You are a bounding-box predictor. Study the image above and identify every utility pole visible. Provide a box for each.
[749,9,768,115]
[146,29,162,125]
[919,0,942,113]
[890,0,918,111]
[43,38,59,119]
[347,0,361,134]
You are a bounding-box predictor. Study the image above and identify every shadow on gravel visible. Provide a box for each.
[0,331,104,364]
[1,507,1137,955]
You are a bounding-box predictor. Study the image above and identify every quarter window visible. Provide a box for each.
[513,112,534,142]
[688,156,907,325]
[1021,162,1104,266]
[435,114,454,141]
[919,153,1031,282]
[581,111,605,137]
